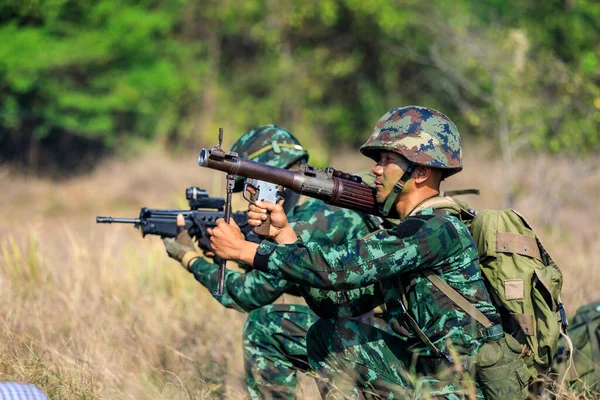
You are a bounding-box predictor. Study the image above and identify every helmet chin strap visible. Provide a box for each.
[380,163,415,217]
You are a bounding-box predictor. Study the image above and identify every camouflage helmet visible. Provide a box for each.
[230,125,308,191]
[360,106,462,178]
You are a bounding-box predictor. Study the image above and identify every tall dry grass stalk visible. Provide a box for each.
[0,144,598,398]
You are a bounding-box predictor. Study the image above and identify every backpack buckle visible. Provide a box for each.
[558,303,569,329]
[485,324,504,342]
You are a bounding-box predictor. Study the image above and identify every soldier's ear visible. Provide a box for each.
[412,165,431,184]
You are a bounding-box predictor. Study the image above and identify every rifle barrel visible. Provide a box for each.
[198,149,299,189]
[96,217,141,224]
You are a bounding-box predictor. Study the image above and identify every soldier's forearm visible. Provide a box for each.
[238,241,260,265]
[274,225,298,244]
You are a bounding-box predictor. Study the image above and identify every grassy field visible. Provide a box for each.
[0,142,598,399]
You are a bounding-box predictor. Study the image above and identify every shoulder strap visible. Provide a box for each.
[440,189,480,197]
[421,270,493,328]
[408,196,462,217]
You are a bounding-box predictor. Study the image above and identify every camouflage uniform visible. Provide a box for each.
[189,125,382,399]
[253,203,499,398]
[248,108,501,399]
[190,198,379,398]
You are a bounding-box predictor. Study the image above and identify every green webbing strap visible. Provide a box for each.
[422,270,494,329]
[380,163,414,217]
[439,189,480,197]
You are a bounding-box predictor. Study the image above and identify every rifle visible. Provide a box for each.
[197,142,380,216]
[96,186,258,257]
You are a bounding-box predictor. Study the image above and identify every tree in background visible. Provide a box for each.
[0,0,598,184]
[0,0,203,171]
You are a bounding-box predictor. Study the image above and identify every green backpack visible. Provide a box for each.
[553,301,600,392]
[469,208,570,378]
[414,197,573,381]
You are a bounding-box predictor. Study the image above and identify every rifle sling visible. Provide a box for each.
[388,279,446,359]
[404,305,445,358]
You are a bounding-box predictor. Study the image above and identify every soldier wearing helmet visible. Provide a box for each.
[209,107,507,399]
[163,125,386,399]
[361,106,463,218]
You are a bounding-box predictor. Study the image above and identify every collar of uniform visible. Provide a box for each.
[404,195,462,220]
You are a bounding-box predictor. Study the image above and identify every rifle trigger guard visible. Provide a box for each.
[242,179,258,206]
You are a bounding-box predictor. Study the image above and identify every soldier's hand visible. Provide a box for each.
[248,200,297,244]
[209,218,248,261]
[162,214,201,271]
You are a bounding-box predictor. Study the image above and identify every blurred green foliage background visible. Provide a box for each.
[1,0,599,172]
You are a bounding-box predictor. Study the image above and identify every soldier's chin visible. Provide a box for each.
[375,192,387,203]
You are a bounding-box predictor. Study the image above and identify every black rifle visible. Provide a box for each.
[96,186,258,256]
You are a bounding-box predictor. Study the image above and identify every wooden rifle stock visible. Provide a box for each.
[198,147,380,215]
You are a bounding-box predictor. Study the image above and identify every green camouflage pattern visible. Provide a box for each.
[230,125,308,190]
[360,106,463,177]
[252,205,499,398]
[189,198,381,398]
[254,206,499,358]
[189,198,378,315]
[243,304,319,399]
[307,318,484,399]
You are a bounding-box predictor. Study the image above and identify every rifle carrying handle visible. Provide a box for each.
[254,214,271,236]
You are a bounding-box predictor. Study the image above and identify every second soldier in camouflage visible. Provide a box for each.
[164,125,383,399]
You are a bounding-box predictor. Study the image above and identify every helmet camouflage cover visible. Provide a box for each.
[230,125,308,191]
[360,106,463,177]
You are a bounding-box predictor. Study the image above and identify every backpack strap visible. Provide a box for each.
[392,196,497,358]
[422,270,493,329]
[409,200,494,330]
[407,196,463,217]
[439,189,480,197]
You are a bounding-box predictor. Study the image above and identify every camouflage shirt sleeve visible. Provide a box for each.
[186,198,364,313]
[253,210,472,290]
[189,198,383,315]
[286,199,384,318]
[189,257,296,313]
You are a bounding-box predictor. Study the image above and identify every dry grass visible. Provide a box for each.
[1,143,599,399]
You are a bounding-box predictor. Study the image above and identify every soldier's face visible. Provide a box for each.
[371,151,411,203]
